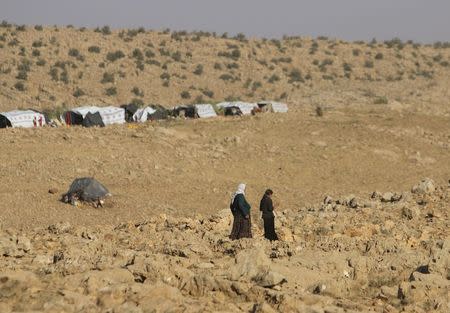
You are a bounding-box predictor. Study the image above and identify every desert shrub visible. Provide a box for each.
[186,51,192,58]
[193,64,204,75]
[131,87,144,97]
[373,96,388,104]
[0,35,5,42]
[49,68,59,81]
[8,38,19,47]
[106,50,125,62]
[130,98,144,107]
[343,63,352,72]
[101,72,115,83]
[213,63,222,70]
[14,81,25,91]
[36,59,47,66]
[432,54,443,62]
[171,51,182,62]
[352,49,361,56]
[17,59,32,72]
[0,43,4,49]
[375,53,384,60]
[136,60,144,71]
[268,74,280,83]
[34,25,43,31]
[219,73,234,81]
[440,61,449,67]
[73,88,85,98]
[180,91,191,99]
[132,48,144,60]
[160,72,170,80]
[60,70,69,84]
[322,75,334,80]
[162,81,169,87]
[88,46,101,53]
[251,81,262,91]
[202,89,214,98]
[32,49,40,57]
[218,49,240,60]
[101,25,111,35]
[146,59,160,66]
[105,87,117,96]
[226,62,239,69]
[243,78,252,89]
[68,48,80,57]
[16,70,27,80]
[364,60,374,68]
[98,62,105,68]
[16,25,26,32]
[49,36,57,45]
[234,33,247,42]
[288,69,304,83]
[159,48,170,56]
[145,49,155,58]
[32,40,44,48]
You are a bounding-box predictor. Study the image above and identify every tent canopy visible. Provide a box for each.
[258,101,288,113]
[217,102,256,115]
[65,106,125,126]
[194,104,217,118]
[64,177,110,202]
[0,110,46,128]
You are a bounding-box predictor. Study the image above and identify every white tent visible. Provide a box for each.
[217,102,257,115]
[0,110,46,128]
[194,104,217,118]
[258,101,289,113]
[70,106,125,125]
[132,106,157,123]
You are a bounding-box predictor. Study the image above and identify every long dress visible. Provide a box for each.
[230,194,252,240]
[260,194,278,241]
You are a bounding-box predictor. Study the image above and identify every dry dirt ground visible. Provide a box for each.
[0,105,449,312]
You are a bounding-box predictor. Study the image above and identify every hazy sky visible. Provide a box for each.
[2,0,450,43]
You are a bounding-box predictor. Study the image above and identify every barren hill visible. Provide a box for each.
[0,23,449,114]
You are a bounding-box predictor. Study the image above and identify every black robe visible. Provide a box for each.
[260,194,278,241]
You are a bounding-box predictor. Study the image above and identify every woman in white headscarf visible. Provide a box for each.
[229,183,252,240]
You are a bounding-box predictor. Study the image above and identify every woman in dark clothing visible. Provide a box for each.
[229,183,253,240]
[260,189,278,241]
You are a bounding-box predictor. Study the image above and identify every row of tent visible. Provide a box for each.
[0,101,288,129]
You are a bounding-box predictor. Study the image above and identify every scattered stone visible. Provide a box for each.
[411,178,435,195]
[48,188,58,194]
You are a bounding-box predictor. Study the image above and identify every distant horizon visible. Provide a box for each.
[2,0,450,44]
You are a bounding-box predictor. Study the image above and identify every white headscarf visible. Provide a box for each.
[231,183,246,203]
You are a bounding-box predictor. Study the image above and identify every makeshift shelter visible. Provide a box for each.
[147,105,169,121]
[217,102,256,115]
[82,112,105,127]
[172,105,197,118]
[121,103,139,122]
[133,106,156,122]
[224,106,243,116]
[62,177,110,207]
[63,106,125,126]
[0,110,47,128]
[258,101,288,113]
[194,104,217,118]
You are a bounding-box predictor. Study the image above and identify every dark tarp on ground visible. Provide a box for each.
[64,111,84,125]
[82,112,105,127]
[65,177,110,201]
[121,103,139,122]
[172,106,197,118]
[0,114,12,128]
[148,106,169,120]
[224,106,243,116]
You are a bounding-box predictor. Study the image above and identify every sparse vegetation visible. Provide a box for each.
[180,91,191,99]
[88,46,101,53]
[105,87,117,96]
[101,72,115,84]
[193,64,203,75]
[73,88,85,98]
[106,50,125,62]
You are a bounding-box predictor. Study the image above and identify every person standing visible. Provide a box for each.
[229,183,252,240]
[260,189,278,241]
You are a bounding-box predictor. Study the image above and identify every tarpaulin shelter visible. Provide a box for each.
[0,110,47,128]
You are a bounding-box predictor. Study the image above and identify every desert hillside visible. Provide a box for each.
[0,22,449,114]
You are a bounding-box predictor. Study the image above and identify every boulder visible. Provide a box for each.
[229,246,271,281]
[411,178,435,195]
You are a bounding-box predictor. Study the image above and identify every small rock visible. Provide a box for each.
[411,178,435,195]
[256,271,287,288]
[381,192,394,202]
[48,188,58,194]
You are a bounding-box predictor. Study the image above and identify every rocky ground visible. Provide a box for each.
[1,178,448,313]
